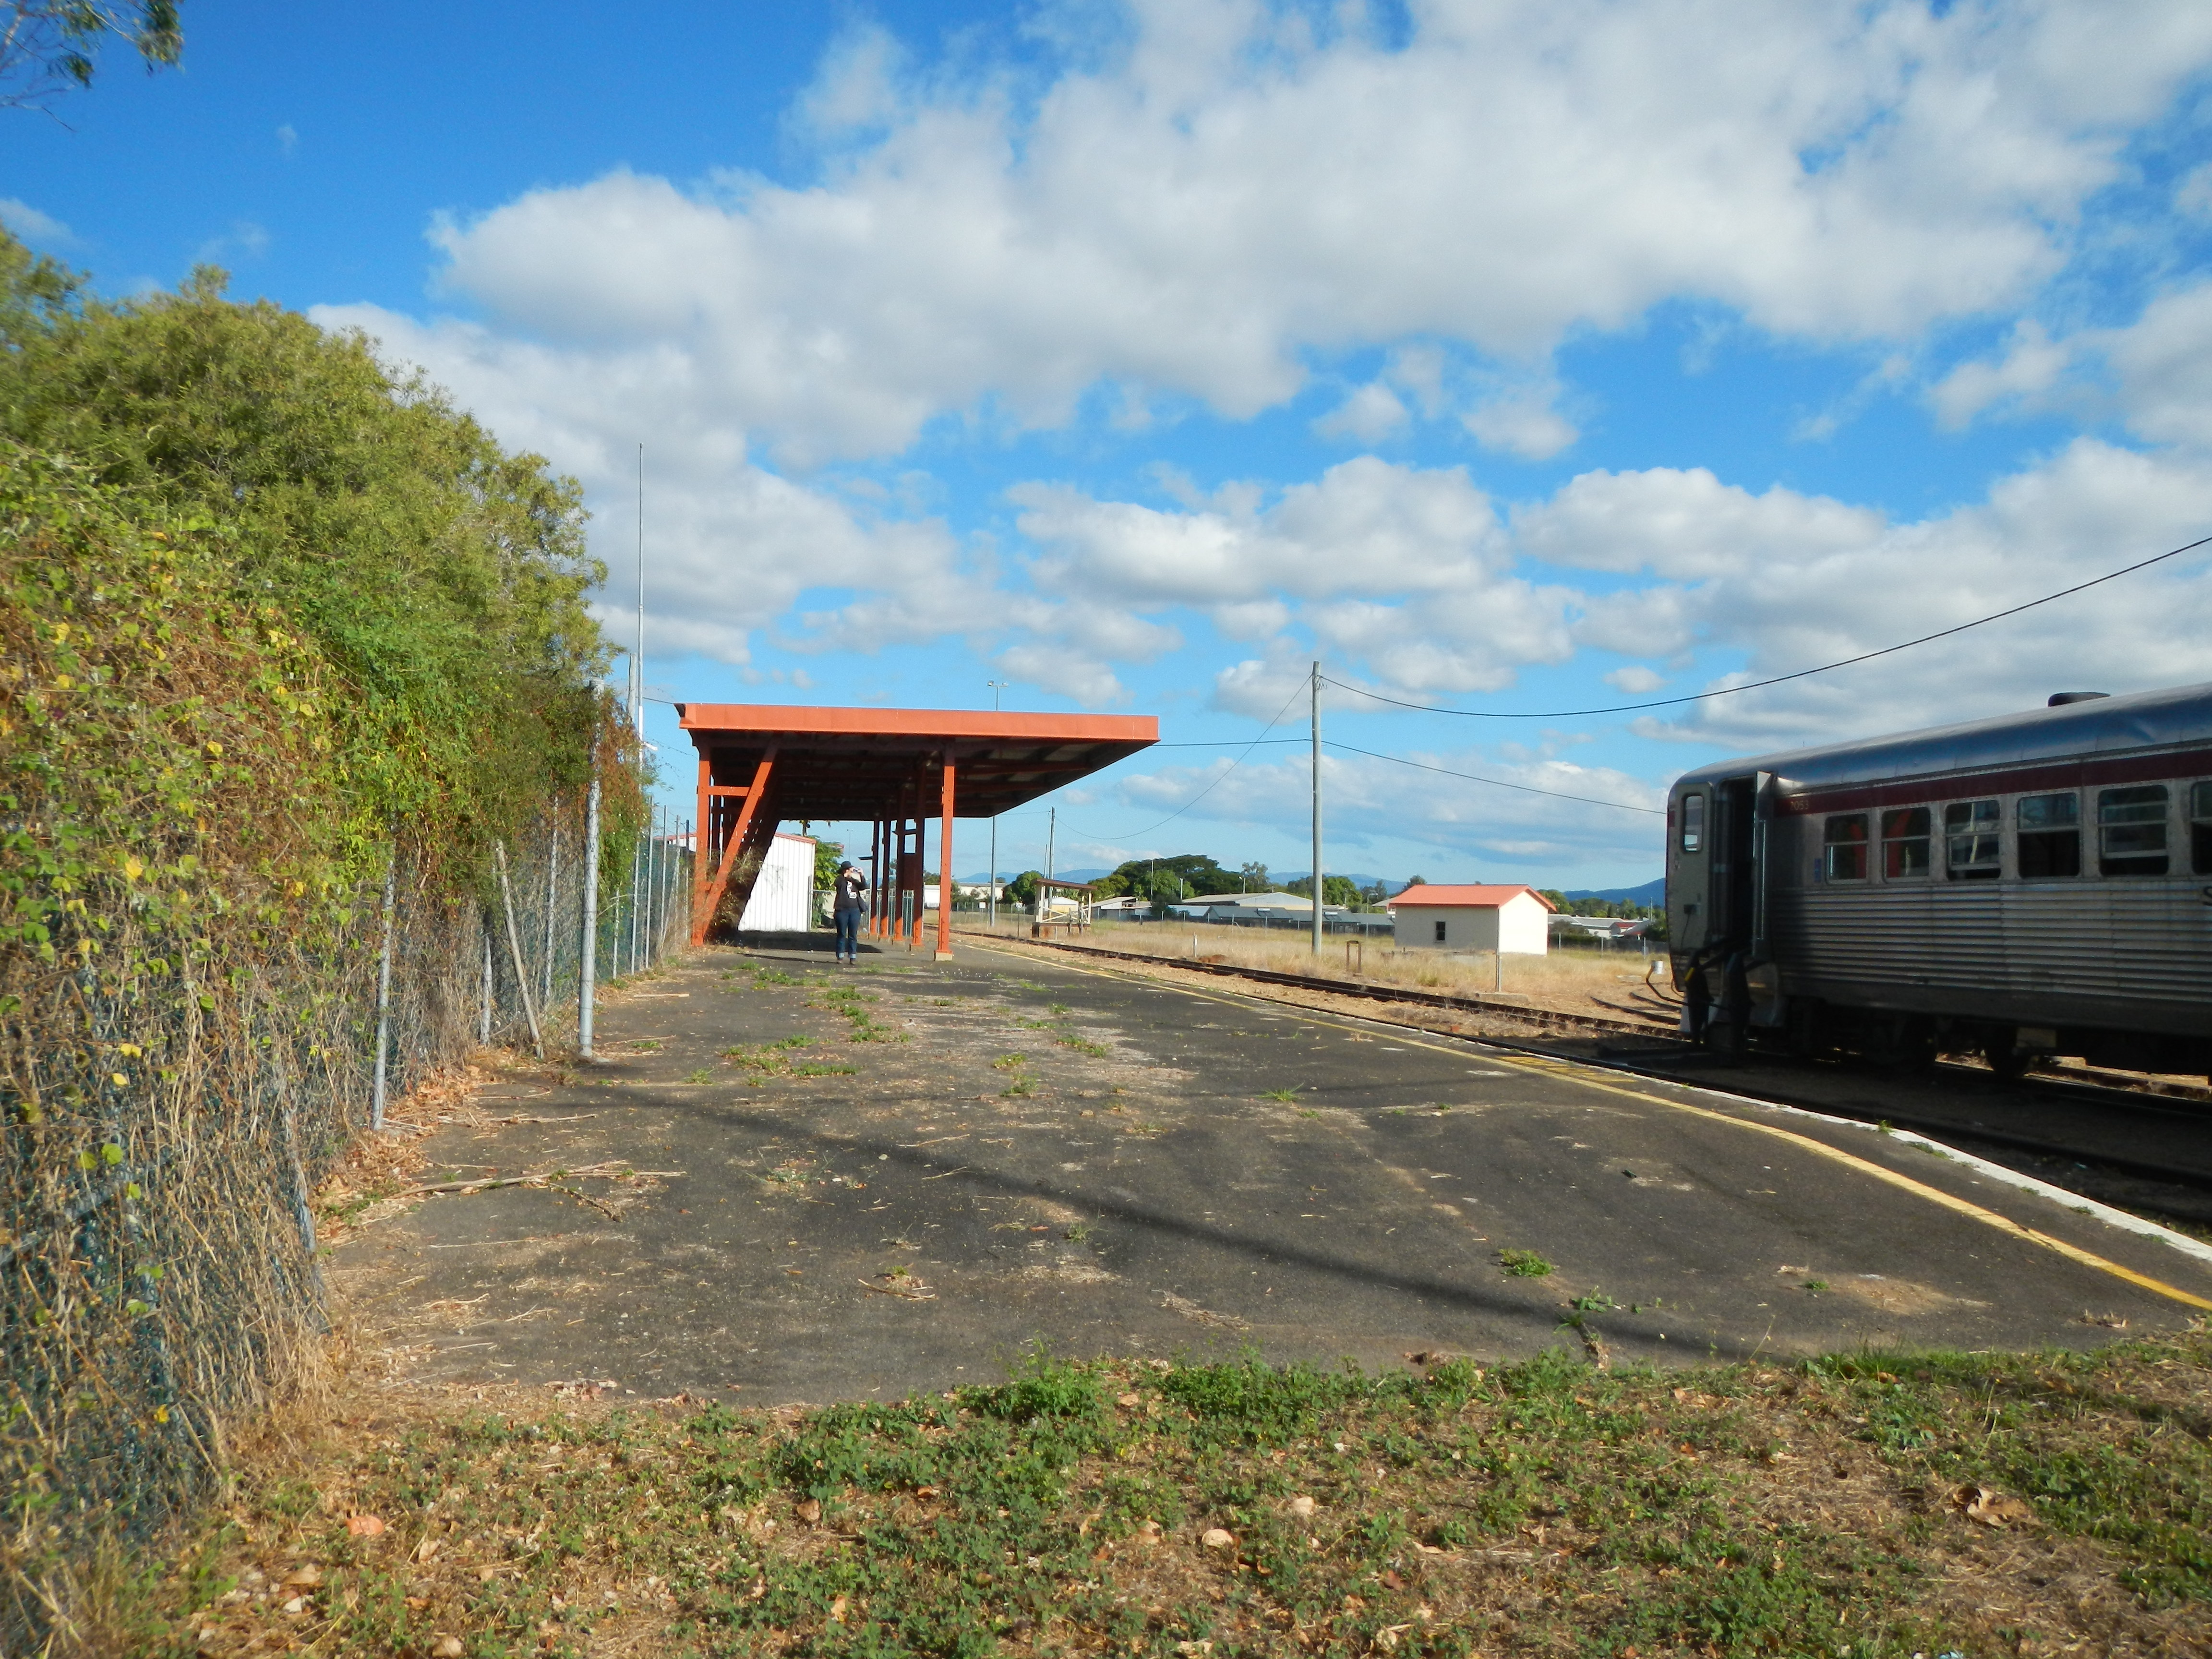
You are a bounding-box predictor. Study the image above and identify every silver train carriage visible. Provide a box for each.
[1665,681,2212,1078]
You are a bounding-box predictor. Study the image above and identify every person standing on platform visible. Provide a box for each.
[832,860,868,965]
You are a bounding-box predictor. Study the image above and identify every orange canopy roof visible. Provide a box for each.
[675,702,1157,820]
[1386,883,1557,911]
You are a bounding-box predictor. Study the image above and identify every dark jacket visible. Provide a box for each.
[833,868,868,914]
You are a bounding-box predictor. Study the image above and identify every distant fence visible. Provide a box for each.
[0,797,690,1645]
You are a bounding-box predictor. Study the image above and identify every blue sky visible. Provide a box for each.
[13,0,2212,887]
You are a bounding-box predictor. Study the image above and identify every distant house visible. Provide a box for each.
[1172,890,1327,921]
[1388,884,1555,954]
[1549,913,1650,943]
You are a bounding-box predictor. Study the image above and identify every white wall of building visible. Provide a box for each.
[1392,892,1550,954]
[739,833,816,931]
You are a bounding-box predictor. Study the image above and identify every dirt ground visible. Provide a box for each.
[319,938,2212,1412]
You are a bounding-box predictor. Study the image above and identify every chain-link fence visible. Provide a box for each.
[0,791,692,1647]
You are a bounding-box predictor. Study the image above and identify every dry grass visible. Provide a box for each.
[969,919,1677,1027]
[105,1332,2212,1657]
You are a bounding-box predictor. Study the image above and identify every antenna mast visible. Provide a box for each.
[631,444,646,738]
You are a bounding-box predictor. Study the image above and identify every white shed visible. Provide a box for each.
[738,833,817,931]
[1389,884,1555,954]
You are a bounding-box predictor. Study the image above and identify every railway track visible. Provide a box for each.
[964,930,2212,1211]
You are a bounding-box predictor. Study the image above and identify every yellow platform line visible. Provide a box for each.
[964,937,2212,1313]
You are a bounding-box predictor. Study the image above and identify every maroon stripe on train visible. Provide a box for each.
[1776,745,2212,817]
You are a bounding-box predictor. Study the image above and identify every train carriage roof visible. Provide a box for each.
[1670,680,2212,796]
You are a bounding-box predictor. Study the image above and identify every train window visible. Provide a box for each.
[2195,782,2212,876]
[1822,814,1869,881]
[2098,785,2170,876]
[1680,793,1704,854]
[1880,806,1931,878]
[2017,792,2081,878]
[1944,799,2001,880]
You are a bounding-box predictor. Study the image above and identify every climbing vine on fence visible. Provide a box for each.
[0,228,644,1645]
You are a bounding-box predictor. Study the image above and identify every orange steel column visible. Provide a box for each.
[690,752,713,938]
[935,760,956,960]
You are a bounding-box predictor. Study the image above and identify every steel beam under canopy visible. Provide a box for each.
[679,703,1158,948]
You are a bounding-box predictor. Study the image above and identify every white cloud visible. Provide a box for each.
[316,301,976,671]
[399,0,2212,465]
[1575,440,2212,752]
[1515,466,1883,580]
[1107,745,1665,869]
[1605,666,1667,695]
[1016,457,1508,605]
[0,199,75,247]
[1312,381,1408,443]
[1460,390,1578,462]
[1928,320,2073,429]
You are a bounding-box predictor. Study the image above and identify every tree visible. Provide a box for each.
[0,237,606,859]
[2,1,181,110]
[1104,852,1234,898]
[1404,873,1427,887]
[1239,860,1270,892]
[1142,868,1186,918]
[1283,874,1361,907]
[811,840,846,891]
[1004,869,1045,910]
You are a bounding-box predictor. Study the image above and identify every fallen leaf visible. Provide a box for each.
[796,1498,823,1525]
[829,1595,849,1623]
[1202,1527,1235,1550]
[433,1639,465,1659]
[913,1485,939,1498]
[414,1536,441,1564]
[1176,1643,1213,1656]
[1382,1568,1407,1590]
[346,1514,386,1538]
[1956,1485,2035,1527]
[280,1596,306,1615]
[1137,1519,1163,1542]
[1116,1392,1142,1407]
[1288,1495,1316,1519]
[283,1564,323,1588]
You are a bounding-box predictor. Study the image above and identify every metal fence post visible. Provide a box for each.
[645,808,659,968]
[580,747,601,1059]
[371,857,396,1131]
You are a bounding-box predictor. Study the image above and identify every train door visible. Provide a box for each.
[1667,785,1710,950]
[1706,774,1762,953]
[1672,773,1766,1046]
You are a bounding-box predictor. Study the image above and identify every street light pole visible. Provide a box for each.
[1310,659,1323,956]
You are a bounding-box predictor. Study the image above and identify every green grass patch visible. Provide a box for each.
[1498,1248,1553,1277]
[117,1334,2212,1655]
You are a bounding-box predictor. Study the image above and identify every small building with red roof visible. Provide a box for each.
[1387,882,1557,955]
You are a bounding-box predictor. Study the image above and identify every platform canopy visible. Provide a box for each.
[675,702,1158,954]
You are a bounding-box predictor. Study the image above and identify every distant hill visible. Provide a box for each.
[1561,877,1664,905]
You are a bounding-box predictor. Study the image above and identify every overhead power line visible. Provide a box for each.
[1325,530,2212,721]
[1058,678,1310,842]
[1322,740,1663,815]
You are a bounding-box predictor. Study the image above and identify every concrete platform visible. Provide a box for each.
[334,941,2212,1402]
